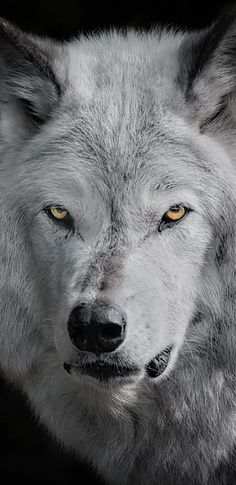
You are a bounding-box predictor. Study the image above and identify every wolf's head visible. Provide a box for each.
[0,11,236,391]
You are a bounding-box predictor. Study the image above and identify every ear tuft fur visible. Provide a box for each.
[179,6,236,131]
[0,18,61,138]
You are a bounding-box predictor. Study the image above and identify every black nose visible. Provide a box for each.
[67,302,127,353]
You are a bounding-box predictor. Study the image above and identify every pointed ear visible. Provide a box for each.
[179,6,236,132]
[0,18,61,144]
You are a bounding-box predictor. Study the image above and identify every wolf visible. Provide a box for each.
[1,7,236,485]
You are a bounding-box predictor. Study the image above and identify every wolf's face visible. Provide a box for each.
[22,112,215,388]
[0,17,236,390]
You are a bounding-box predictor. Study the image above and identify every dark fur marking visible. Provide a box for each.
[199,100,228,132]
[215,232,228,267]
[190,310,203,327]
[125,407,140,442]
[19,98,44,125]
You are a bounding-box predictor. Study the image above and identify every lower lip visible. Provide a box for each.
[63,346,173,382]
[64,360,139,381]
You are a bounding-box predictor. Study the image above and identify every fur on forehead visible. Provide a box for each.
[4,118,235,233]
[1,8,236,139]
[1,8,236,223]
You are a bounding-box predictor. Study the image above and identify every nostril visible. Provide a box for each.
[70,326,88,348]
[99,323,123,340]
[75,326,86,340]
[67,303,127,353]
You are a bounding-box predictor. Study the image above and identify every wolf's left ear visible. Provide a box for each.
[0,19,61,142]
[180,7,236,132]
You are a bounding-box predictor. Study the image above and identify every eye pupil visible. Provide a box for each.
[169,205,180,212]
[162,205,187,226]
[51,207,67,219]
[166,206,185,218]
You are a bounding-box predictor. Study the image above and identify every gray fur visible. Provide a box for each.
[1,8,236,485]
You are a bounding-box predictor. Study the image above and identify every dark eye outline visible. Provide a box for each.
[158,205,191,232]
[44,206,75,234]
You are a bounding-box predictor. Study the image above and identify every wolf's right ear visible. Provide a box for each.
[179,7,236,133]
[0,19,61,144]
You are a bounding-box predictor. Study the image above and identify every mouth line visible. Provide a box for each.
[63,346,173,382]
[80,362,139,380]
[63,360,140,381]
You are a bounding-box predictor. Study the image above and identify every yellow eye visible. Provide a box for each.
[50,207,68,220]
[45,205,74,233]
[165,205,186,221]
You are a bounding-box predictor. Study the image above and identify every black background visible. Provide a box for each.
[0,0,235,38]
[0,1,236,484]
